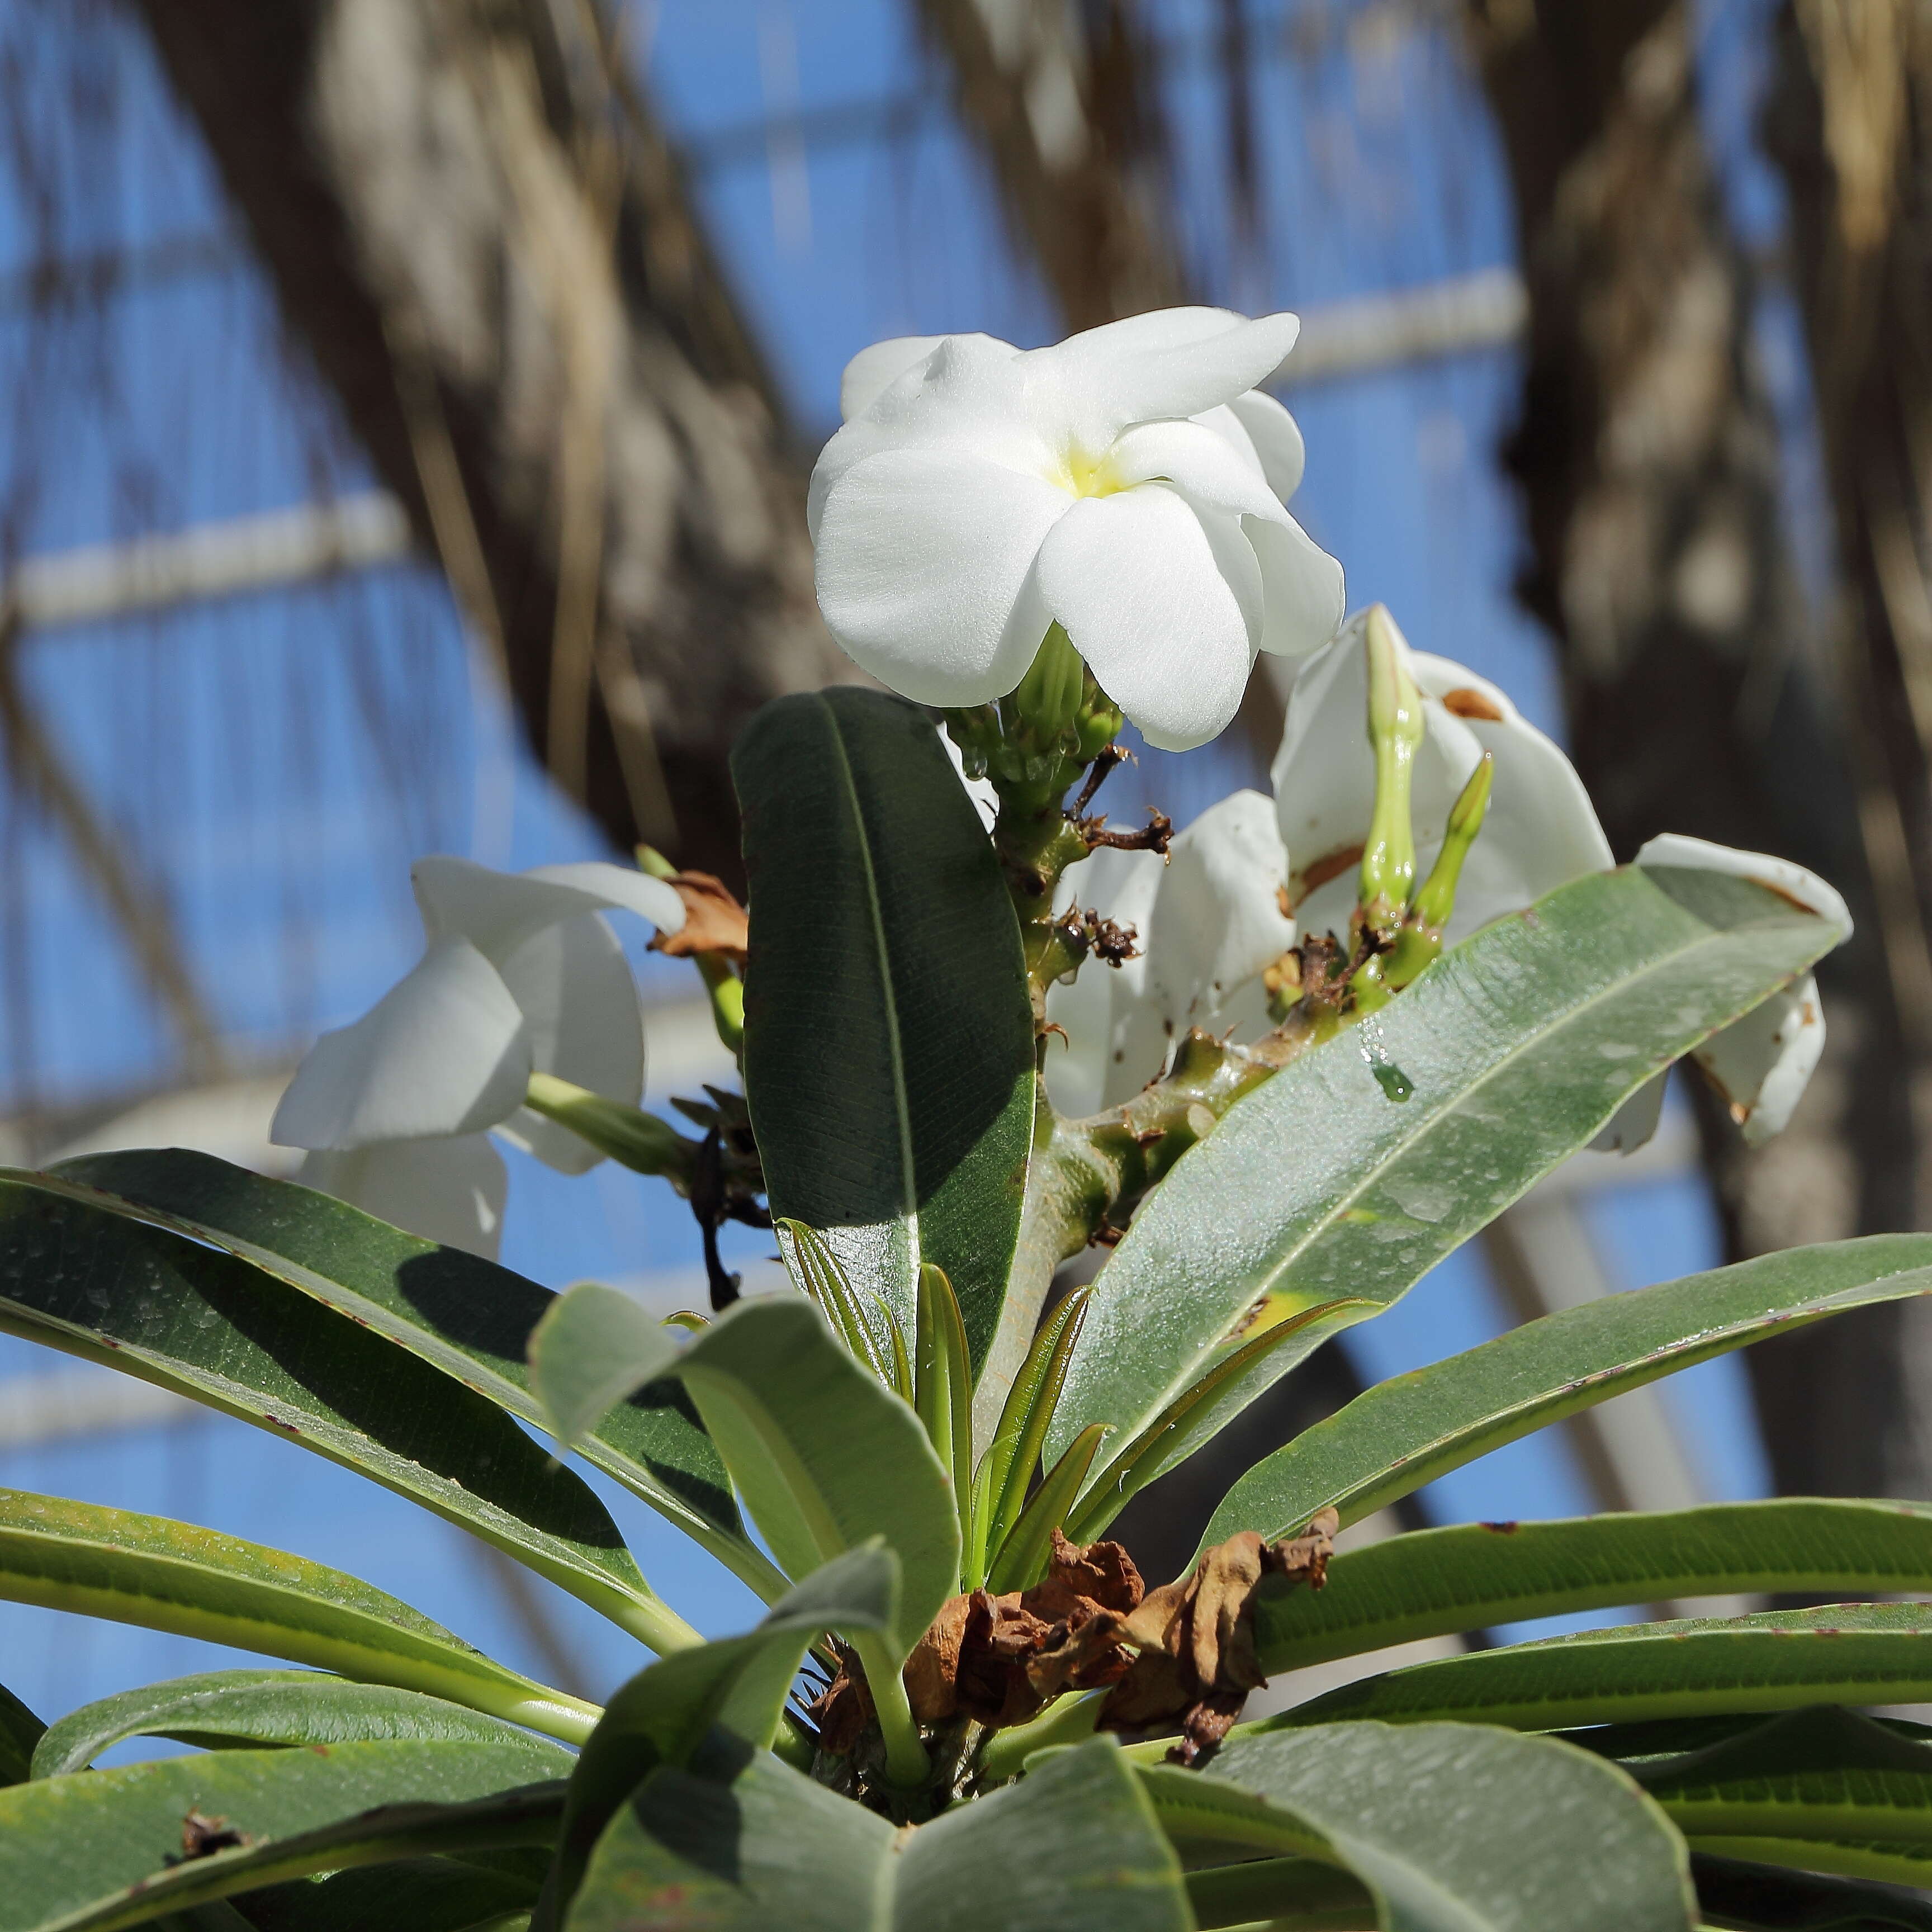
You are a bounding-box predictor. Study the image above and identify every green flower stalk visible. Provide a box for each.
[1356,603,1426,945]
[1385,751,1494,991]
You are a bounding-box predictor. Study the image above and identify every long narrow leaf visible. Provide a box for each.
[1256,1604,1932,1735]
[0,1684,40,1788]
[914,1263,974,1545]
[32,1670,576,1779]
[0,1489,596,1743]
[1052,864,1847,1490]
[778,1219,893,1385]
[1256,1501,1932,1673]
[1690,1849,1932,1926]
[29,1150,771,1594]
[985,1422,1108,1595]
[1207,1235,1932,1552]
[735,689,1035,1380]
[0,1744,563,1932]
[0,1173,698,1644]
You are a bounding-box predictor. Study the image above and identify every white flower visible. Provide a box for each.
[810,309,1346,752]
[271,856,685,1256]
[1044,790,1296,1115]
[1044,609,1852,1145]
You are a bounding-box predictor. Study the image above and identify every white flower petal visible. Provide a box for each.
[840,335,948,421]
[297,1135,508,1260]
[490,912,645,1174]
[1410,654,1613,942]
[1692,974,1826,1147]
[1041,309,1303,443]
[809,332,1040,539]
[1590,1071,1666,1154]
[1038,483,1257,752]
[1043,845,1166,1116]
[1227,391,1307,500]
[815,446,1069,705]
[270,936,531,1151]
[1109,420,1294,526]
[413,856,684,966]
[1634,832,1854,939]
[1144,789,1296,1028]
[1246,515,1346,660]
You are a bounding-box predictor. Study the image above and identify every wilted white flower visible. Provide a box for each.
[1044,609,1851,1145]
[811,309,1346,752]
[272,857,684,1256]
[1044,789,1296,1116]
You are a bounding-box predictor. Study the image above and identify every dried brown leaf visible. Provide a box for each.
[649,870,749,962]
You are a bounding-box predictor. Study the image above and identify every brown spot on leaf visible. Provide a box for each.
[178,1810,250,1859]
[1745,874,1822,918]
[1480,1521,1519,1535]
[649,872,749,963]
[1439,687,1504,722]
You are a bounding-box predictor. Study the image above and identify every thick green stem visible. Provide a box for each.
[608,1590,705,1658]
[524,1072,699,1187]
[974,1688,1106,1784]
[1357,604,1426,942]
[854,1632,931,1787]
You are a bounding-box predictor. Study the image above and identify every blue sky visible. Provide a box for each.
[0,0,1784,1727]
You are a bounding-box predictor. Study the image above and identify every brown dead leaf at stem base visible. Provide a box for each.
[648,871,749,962]
[811,1515,1337,1769]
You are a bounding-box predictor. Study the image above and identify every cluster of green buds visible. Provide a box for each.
[946,624,1124,819]
[1345,607,1493,1016]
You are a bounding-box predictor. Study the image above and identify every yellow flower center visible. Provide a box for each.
[1055,444,1126,499]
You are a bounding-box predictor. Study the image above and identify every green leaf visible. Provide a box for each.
[225,1857,541,1932]
[0,1490,596,1744]
[913,1264,974,1537]
[1182,1857,1375,1931]
[1685,1838,1932,1892]
[0,1682,41,1787]
[1256,1501,1932,1673]
[1051,864,1847,1487]
[1633,1707,1932,1852]
[778,1220,897,1390]
[544,1543,897,1924]
[985,1421,1107,1595]
[1689,1850,1932,1929]
[1194,1720,1697,1931]
[566,1736,1190,1932]
[1261,1604,1932,1735]
[0,1742,564,1932]
[0,1172,695,1647]
[734,688,1035,1379]
[32,1670,577,1779]
[1208,1236,1932,1550]
[27,1150,767,1597]
[670,1296,959,1661]
[527,1282,680,1450]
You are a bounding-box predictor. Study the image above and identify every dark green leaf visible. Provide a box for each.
[0,1489,595,1744]
[1209,1238,1932,1551]
[1685,1838,1932,1893]
[0,1682,41,1787]
[29,1151,766,1596]
[1256,1502,1932,1673]
[1052,865,1847,1502]
[1183,1857,1375,1931]
[566,1736,1190,1931]
[0,1742,564,1932]
[32,1670,577,1780]
[1261,1604,1932,1735]
[735,689,1035,1379]
[229,1857,541,1932]
[542,1542,896,1924]
[1199,1720,1696,1931]
[1690,1850,1932,1930]
[0,1174,692,1645]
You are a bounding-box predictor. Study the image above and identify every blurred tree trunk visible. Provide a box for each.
[912,0,1185,330]
[1761,0,1932,1491]
[130,0,847,883]
[1465,0,1926,1495]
